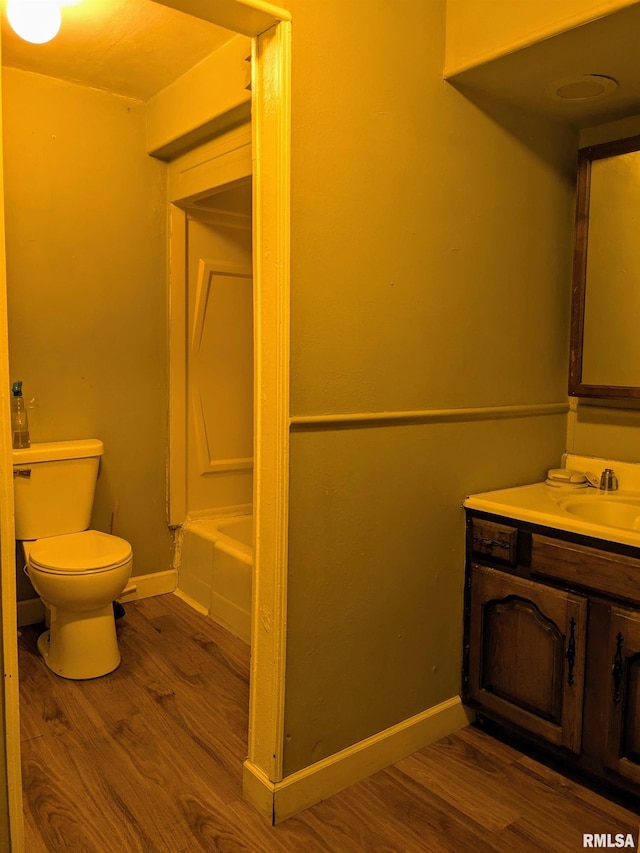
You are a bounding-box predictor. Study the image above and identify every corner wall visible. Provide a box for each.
[2,68,171,582]
[282,0,576,776]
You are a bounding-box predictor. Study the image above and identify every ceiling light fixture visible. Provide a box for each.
[545,74,619,102]
[6,0,63,45]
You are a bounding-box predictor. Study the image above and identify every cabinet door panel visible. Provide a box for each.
[605,607,640,784]
[468,564,587,754]
[482,596,564,723]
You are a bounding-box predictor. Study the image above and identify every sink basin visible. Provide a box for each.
[560,496,640,530]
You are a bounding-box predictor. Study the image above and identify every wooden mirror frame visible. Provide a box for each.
[569,133,640,399]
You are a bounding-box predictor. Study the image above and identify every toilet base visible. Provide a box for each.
[38,602,122,680]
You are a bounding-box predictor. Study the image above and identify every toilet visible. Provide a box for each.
[13,439,133,680]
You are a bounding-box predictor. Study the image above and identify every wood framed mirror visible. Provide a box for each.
[569,134,640,399]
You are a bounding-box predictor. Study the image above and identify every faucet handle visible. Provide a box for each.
[600,468,618,491]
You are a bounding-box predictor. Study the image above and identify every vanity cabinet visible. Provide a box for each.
[464,513,640,800]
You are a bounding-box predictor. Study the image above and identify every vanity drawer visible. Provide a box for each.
[531,534,640,602]
[470,518,517,565]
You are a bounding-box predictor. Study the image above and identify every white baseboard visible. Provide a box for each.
[118,569,177,602]
[17,569,178,627]
[243,695,473,824]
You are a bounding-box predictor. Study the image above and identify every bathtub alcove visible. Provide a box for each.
[169,172,254,643]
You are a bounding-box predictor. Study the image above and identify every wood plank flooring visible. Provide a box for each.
[19,593,639,852]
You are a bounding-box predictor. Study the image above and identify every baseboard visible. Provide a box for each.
[118,569,177,602]
[243,695,473,824]
[17,569,178,627]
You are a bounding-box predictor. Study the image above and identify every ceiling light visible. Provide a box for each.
[545,74,618,102]
[7,0,62,45]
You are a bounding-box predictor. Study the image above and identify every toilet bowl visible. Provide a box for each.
[24,530,132,679]
[13,439,134,680]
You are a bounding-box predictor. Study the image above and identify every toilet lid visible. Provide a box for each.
[29,530,132,574]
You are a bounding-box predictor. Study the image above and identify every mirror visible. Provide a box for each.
[569,134,640,399]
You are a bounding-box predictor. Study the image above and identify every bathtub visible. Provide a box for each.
[177,513,253,643]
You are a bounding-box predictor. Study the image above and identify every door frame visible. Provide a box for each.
[158,0,292,794]
[0,0,291,845]
[0,30,24,846]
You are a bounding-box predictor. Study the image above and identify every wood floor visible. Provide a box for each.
[19,593,639,852]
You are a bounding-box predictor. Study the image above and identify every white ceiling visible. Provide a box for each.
[0,0,234,101]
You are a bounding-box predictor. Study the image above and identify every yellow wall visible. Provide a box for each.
[282,0,576,775]
[445,0,639,76]
[2,68,171,585]
[568,401,640,462]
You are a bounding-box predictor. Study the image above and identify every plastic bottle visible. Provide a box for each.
[10,381,30,449]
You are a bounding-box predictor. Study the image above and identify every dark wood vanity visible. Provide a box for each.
[463,510,640,801]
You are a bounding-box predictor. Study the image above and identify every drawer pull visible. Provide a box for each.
[471,520,517,565]
[612,632,624,704]
[472,535,510,552]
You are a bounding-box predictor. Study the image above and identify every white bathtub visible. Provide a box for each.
[215,515,253,548]
[177,513,253,643]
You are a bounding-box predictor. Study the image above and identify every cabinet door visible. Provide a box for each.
[604,606,640,784]
[468,564,587,753]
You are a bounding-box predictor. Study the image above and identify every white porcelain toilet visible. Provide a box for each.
[13,439,133,680]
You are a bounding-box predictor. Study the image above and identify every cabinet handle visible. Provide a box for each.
[566,617,576,686]
[612,632,624,704]
[472,535,509,551]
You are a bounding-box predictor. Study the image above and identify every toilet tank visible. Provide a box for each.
[12,439,104,540]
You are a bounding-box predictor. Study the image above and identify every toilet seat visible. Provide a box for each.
[29,530,132,575]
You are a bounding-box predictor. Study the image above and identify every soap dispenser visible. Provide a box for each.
[10,381,30,449]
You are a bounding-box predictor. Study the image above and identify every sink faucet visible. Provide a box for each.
[600,468,619,491]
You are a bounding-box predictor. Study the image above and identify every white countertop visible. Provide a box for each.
[464,454,640,550]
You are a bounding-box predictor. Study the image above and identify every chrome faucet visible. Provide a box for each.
[599,468,618,492]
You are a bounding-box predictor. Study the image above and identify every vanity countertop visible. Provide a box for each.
[464,454,640,550]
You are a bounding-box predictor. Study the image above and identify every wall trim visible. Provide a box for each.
[243,695,473,824]
[119,570,177,602]
[246,18,291,785]
[290,402,569,431]
[167,123,251,206]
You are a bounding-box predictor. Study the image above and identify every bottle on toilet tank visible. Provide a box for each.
[11,381,30,449]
